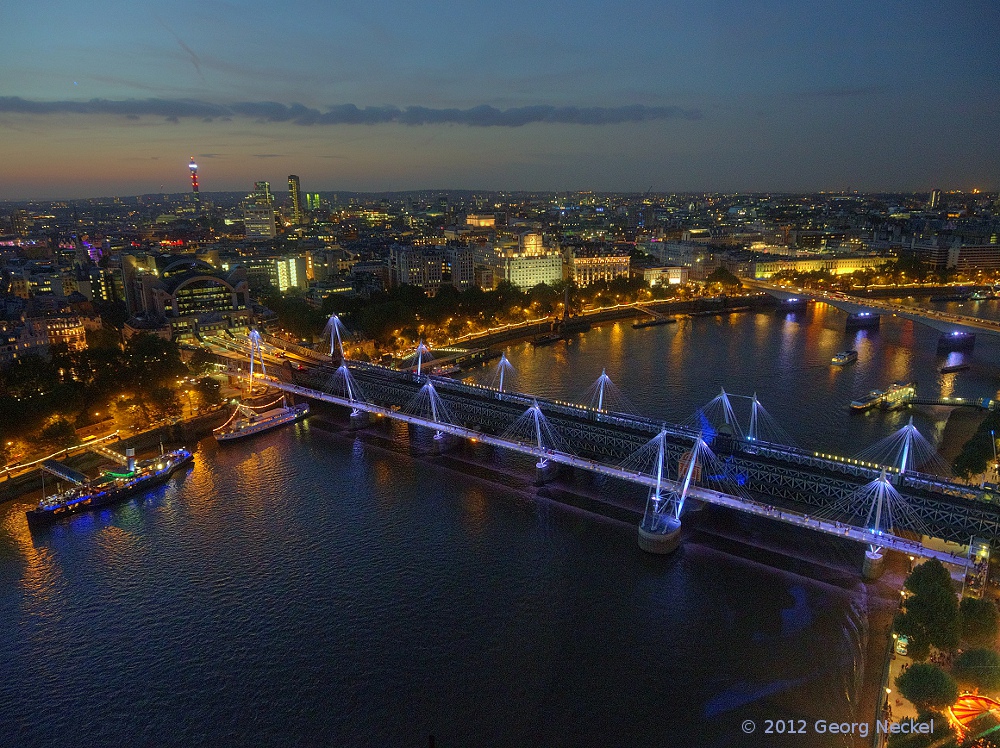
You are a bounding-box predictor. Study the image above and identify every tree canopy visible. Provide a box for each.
[961,597,1000,647]
[953,647,1000,694]
[895,560,961,659]
[895,663,959,711]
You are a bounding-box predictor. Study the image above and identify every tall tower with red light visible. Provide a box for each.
[188,157,200,208]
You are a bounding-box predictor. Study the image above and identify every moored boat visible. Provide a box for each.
[851,389,884,411]
[26,449,194,529]
[531,332,563,346]
[881,381,916,410]
[214,399,310,442]
[831,350,858,366]
[632,317,676,329]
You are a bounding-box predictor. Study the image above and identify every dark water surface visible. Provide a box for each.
[2,299,997,747]
[469,298,1000,457]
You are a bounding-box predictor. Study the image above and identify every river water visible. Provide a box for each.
[1,298,997,747]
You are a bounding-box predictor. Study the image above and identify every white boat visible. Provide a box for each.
[831,350,858,366]
[215,399,310,442]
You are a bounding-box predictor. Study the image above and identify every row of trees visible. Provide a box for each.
[269,274,710,349]
[769,256,997,291]
[0,332,221,466]
[888,560,1000,747]
[952,412,1000,480]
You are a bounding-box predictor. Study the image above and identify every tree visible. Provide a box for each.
[705,266,742,288]
[187,348,216,376]
[40,417,77,449]
[149,387,181,419]
[85,326,121,351]
[193,376,222,408]
[122,334,187,391]
[886,711,956,748]
[897,560,962,655]
[953,413,1000,479]
[953,648,1000,693]
[895,663,958,711]
[961,597,1000,646]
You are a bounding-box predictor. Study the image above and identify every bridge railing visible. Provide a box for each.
[257,371,979,564]
[260,332,328,360]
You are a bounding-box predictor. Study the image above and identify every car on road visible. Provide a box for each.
[895,634,909,656]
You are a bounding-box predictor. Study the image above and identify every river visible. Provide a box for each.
[1,298,997,747]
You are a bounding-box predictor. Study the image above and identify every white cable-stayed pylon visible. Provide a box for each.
[490,352,517,395]
[247,329,267,394]
[577,368,637,414]
[324,314,348,359]
[326,363,367,414]
[855,417,948,475]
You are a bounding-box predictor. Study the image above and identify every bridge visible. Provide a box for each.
[904,395,998,411]
[745,279,1000,346]
[215,319,1000,576]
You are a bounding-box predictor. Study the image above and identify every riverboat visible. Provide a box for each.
[831,350,858,366]
[632,317,676,329]
[850,381,916,411]
[215,399,309,442]
[26,449,194,528]
[531,332,563,346]
[850,390,884,411]
[940,363,971,373]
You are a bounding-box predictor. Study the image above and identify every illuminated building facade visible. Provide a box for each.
[0,318,49,367]
[126,257,251,340]
[243,181,277,239]
[288,175,304,225]
[750,256,885,279]
[276,256,308,292]
[37,315,87,352]
[566,245,630,287]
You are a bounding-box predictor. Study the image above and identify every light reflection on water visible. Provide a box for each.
[0,300,996,747]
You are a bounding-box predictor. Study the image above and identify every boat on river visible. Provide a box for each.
[26,449,194,528]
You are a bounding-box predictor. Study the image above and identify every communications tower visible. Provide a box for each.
[188,157,200,208]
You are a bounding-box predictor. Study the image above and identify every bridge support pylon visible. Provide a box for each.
[638,517,682,554]
[534,458,551,486]
[349,408,367,430]
[862,549,886,580]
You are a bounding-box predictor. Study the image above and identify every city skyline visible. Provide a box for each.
[3,0,999,200]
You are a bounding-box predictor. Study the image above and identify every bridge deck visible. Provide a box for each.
[241,367,974,566]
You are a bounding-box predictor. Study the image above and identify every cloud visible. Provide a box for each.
[0,97,702,127]
[153,15,207,83]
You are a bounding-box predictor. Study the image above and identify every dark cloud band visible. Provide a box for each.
[0,97,700,126]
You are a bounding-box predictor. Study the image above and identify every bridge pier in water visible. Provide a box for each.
[938,331,976,353]
[348,408,367,430]
[638,518,682,554]
[862,550,886,580]
[534,459,552,486]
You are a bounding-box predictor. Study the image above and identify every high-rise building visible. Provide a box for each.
[288,175,303,225]
[276,256,308,291]
[188,157,200,208]
[243,181,277,239]
[929,189,942,209]
[306,193,321,211]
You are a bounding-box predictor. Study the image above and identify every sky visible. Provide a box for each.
[2,0,999,199]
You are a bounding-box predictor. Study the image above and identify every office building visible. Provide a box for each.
[243,181,277,239]
[288,175,304,225]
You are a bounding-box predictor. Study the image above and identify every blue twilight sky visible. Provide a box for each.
[1,0,998,199]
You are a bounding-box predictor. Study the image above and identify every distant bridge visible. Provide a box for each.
[745,280,1000,341]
